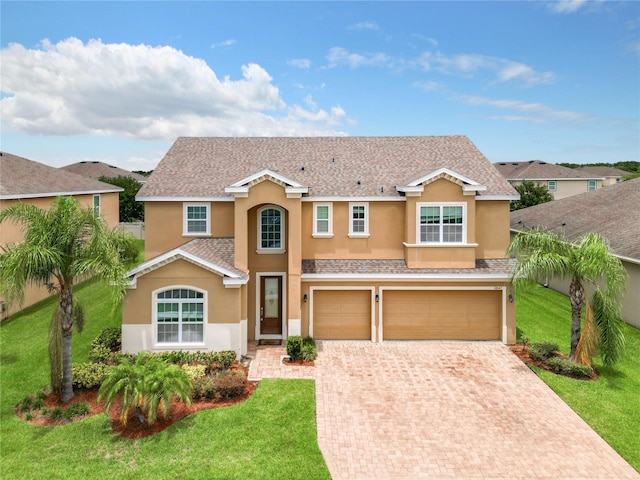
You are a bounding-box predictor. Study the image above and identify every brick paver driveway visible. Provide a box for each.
[311,341,638,480]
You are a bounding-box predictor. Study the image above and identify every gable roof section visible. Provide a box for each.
[494,160,602,180]
[510,178,640,262]
[127,238,248,287]
[138,136,517,201]
[224,169,309,195]
[397,167,487,194]
[61,161,147,182]
[575,166,630,178]
[0,152,122,200]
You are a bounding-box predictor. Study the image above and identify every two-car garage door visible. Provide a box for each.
[312,289,501,341]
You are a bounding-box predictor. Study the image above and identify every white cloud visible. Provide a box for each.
[412,81,441,92]
[547,0,592,13]
[211,39,236,48]
[288,58,312,69]
[326,47,393,68]
[458,94,593,123]
[349,21,380,31]
[0,38,349,139]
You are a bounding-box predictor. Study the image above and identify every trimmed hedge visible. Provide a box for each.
[71,363,112,389]
[528,341,560,361]
[547,357,593,379]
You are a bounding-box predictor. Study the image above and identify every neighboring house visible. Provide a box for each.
[61,161,147,183]
[574,166,630,186]
[122,136,519,357]
[494,160,604,200]
[510,178,640,329]
[0,152,122,319]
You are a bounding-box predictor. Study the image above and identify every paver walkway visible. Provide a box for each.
[247,341,639,480]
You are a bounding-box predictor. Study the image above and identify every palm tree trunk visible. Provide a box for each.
[569,277,585,361]
[60,286,74,402]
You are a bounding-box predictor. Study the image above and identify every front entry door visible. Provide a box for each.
[260,276,282,335]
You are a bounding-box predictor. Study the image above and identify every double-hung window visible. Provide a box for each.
[547,180,557,192]
[184,203,210,235]
[258,206,284,251]
[418,204,464,244]
[93,194,101,217]
[588,179,597,191]
[349,202,369,236]
[313,203,332,237]
[156,288,205,344]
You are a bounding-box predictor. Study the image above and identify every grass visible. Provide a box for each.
[0,251,329,479]
[516,284,640,471]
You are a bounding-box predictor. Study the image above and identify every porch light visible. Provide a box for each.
[303,294,308,303]
[375,294,380,302]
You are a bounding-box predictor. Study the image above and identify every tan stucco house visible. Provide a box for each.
[494,160,604,200]
[575,166,630,186]
[123,136,519,357]
[511,178,640,329]
[0,152,122,319]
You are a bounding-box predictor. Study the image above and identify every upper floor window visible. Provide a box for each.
[258,206,284,252]
[418,204,465,244]
[349,202,369,237]
[184,203,210,235]
[155,288,205,344]
[313,203,333,237]
[547,180,557,192]
[93,194,101,217]
[588,179,597,191]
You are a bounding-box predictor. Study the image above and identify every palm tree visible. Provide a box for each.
[0,196,136,401]
[507,227,627,367]
[98,354,193,426]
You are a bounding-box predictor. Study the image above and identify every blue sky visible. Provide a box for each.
[1,1,639,171]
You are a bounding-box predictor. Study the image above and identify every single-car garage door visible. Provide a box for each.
[313,290,372,340]
[383,290,501,340]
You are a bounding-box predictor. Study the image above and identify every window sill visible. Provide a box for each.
[312,233,334,238]
[152,343,206,350]
[256,248,286,255]
[403,242,478,248]
[182,233,211,237]
[348,233,370,238]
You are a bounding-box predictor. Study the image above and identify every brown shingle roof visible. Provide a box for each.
[494,160,600,180]
[302,258,515,277]
[0,152,122,199]
[179,238,247,278]
[575,166,630,177]
[510,178,640,261]
[61,161,147,182]
[138,136,517,199]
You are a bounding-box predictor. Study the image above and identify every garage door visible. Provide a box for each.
[383,290,501,340]
[313,290,372,340]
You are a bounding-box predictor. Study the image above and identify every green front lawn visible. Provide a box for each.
[516,285,640,471]
[0,281,329,479]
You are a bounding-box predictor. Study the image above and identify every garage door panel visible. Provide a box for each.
[313,290,371,340]
[383,290,501,340]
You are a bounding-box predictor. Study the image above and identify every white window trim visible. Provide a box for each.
[547,180,557,192]
[153,286,207,347]
[587,179,597,191]
[257,205,286,254]
[348,202,370,237]
[93,194,101,217]
[416,202,466,245]
[183,202,211,236]
[312,203,333,238]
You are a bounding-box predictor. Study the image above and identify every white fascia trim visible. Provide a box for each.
[1,188,123,200]
[223,278,248,287]
[128,248,244,280]
[395,185,424,194]
[301,273,512,281]
[406,167,486,190]
[302,196,405,202]
[508,177,605,182]
[137,196,231,202]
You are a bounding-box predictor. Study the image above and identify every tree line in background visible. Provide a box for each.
[559,161,640,180]
[98,175,145,222]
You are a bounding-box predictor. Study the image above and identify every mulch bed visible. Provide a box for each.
[509,344,599,380]
[16,364,257,439]
[282,358,315,367]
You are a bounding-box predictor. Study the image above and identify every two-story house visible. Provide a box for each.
[0,152,122,319]
[122,136,519,357]
[493,160,604,199]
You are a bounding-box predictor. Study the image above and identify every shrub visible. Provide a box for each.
[64,402,91,420]
[24,413,34,421]
[212,370,246,400]
[529,341,559,361]
[192,376,217,401]
[182,364,207,382]
[547,357,593,379]
[286,336,303,361]
[519,335,530,347]
[92,327,121,351]
[20,397,33,412]
[49,407,65,421]
[140,351,237,370]
[71,363,112,389]
[301,344,317,362]
[89,344,119,365]
[32,397,45,410]
[303,336,316,347]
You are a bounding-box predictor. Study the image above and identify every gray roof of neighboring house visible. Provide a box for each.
[494,160,601,180]
[302,258,515,277]
[61,161,147,182]
[138,136,517,199]
[0,152,122,200]
[510,178,640,261]
[575,166,630,177]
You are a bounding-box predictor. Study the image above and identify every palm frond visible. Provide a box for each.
[592,288,626,368]
[575,298,599,367]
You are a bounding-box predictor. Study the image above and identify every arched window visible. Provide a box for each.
[258,206,284,252]
[155,288,205,344]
